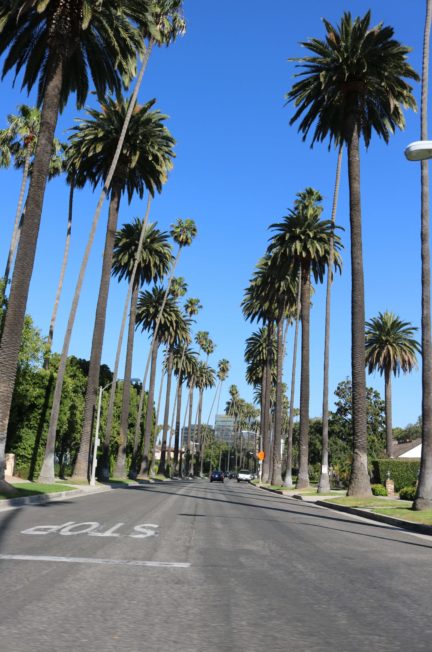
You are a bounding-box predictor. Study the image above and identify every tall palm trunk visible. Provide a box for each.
[0,57,63,488]
[284,276,301,487]
[151,363,165,475]
[38,45,153,484]
[262,323,273,482]
[271,311,285,485]
[415,0,432,510]
[159,347,174,475]
[174,374,183,474]
[346,119,371,497]
[133,244,182,445]
[44,177,75,369]
[186,381,194,475]
[384,369,393,459]
[138,337,159,478]
[195,389,204,474]
[297,264,311,489]
[319,147,343,493]
[113,283,139,479]
[72,184,122,480]
[3,152,31,286]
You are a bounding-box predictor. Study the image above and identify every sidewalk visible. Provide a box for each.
[253,483,432,537]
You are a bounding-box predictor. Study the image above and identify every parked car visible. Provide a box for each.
[210,470,224,482]
[237,469,253,482]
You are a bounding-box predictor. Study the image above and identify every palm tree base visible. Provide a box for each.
[413,497,432,511]
[0,479,18,495]
[317,473,330,493]
[296,474,309,489]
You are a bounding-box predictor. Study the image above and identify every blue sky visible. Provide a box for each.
[0,1,429,429]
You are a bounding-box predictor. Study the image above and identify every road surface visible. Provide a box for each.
[0,479,431,651]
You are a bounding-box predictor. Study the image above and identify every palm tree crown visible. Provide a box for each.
[0,0,152,109]
[67,97,175,201]
[287,11,419,147]
[365,312,420,377]
[112,220,173,288]
[171,218,197,247]
[269,188,343,282]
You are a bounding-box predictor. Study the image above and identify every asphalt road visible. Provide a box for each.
[1,479,432,652]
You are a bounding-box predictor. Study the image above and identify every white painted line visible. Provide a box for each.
[0,554,190,568]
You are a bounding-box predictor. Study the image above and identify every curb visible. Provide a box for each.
[313,499,432,536]
[0,485,113,510]
[252,483,432,537]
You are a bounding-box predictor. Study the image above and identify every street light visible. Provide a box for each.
[90,377,141,486]
[404,140,432,161]
[90,381,113,486]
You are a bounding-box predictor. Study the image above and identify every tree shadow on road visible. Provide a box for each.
[135,483,432,551]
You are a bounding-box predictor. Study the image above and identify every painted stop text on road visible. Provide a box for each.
[21,522,159,538]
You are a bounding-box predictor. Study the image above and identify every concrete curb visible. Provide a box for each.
[0,485,113,510]
[252,482,432,536]
[313,499,432,536]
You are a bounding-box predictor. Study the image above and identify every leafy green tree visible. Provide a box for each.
[365,312,420,458]
[330,379,386,473]
[287,10,418,496]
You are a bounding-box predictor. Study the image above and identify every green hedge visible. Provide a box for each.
[371,459,419,492]
[399,486,417,501]
[371,484,387,496]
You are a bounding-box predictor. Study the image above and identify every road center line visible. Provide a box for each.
[0,554,190,568]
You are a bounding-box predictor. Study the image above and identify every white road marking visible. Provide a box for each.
[21,522,159,538]
[0,554,190,568]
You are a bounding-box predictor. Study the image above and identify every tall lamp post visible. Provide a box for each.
[90,377,141,486]
[405,139,432,509]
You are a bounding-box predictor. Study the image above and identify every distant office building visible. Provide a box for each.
[214,414,235,443]
[181,424,213,449]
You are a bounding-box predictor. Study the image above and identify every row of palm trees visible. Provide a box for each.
[241,8,430,498]
[271,7,432,510]
[244,193,421,491]
[0,1,231,487]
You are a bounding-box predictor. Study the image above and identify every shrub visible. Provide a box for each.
[371,484,387,496]
[371,459,419,492]
[399,486,417,501]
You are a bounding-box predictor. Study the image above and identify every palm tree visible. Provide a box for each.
[319,146,343,493]
[0,105,41,287]
[44,146,80,368]
[135,287,184,478]
[287,11,418,496]
[171,345,198,474]
[40,97,175,483]
[242,270,277,482]
[0,1,152,488]
[284,273,301,488]
[415,0,432,511]
[159,313,190,476]
[0,106,63,301]
[269,188,342,488]
[365,312,420,458]
[194,361,216,475]
[110,220,173,479]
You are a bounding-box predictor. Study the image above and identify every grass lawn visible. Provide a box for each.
[0,482,74,500]
[374,508,432,526]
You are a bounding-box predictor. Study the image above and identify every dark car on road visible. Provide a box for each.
[210,470,224,482]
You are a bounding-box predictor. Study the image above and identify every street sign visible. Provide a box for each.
[257,451,265,461]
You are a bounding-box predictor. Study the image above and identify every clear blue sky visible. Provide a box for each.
[0,1,429,428]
